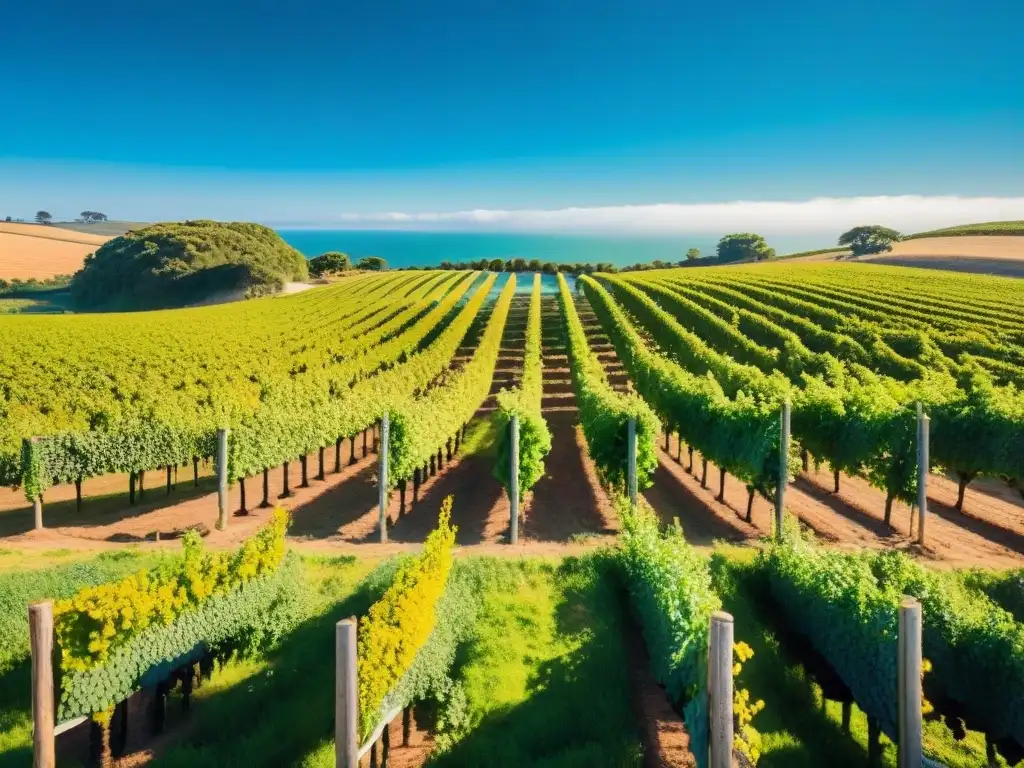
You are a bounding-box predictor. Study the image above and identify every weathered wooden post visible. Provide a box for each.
[775,400,790,542]
[261,468,271,508]
[898,597,923,768]
[29,601,55,768]
[379,412,389,544]
[335,618,357,768]
[917,405,929,547]
[627,417,637,507]
[216,427,229,531]
[708,611,734,768]
[509,415,520,545]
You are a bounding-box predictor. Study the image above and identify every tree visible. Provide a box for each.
[308,251,351,277]
[686,247,701,261]
[35,211,52,225]
[487,258,504,271]
[4,216,10,222]
[541,262,559,274]
[509,257,528,272]
[716,233,775,263]
[595,262,617,273]
[527,259,542,272]
[356,256,387,271]
[79,211,109,223]
[838,225,902,256]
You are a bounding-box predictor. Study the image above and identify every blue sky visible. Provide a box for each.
[1,0,1022,232]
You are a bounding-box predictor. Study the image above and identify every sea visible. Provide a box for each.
[276,230,822,270]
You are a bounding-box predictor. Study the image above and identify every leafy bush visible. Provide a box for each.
[615,497,721,766]
[308,251,350,277]
[357,497,457,740]
[55,509,289,671]
[493,274,552,493]
[557,273,658,491]
[58,553,306,722]
[0,551,155,674]
[70,220,309,310]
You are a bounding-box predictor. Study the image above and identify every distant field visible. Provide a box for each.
[52,220,150,237]
[0,222,110,280]
[909,220,1024,238]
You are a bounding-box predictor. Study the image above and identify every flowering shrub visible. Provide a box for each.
[357,496,457,741]
[733,642,764,763]
[55,508,289,671]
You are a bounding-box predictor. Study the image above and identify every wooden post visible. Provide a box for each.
[446,437,452,461]
[193,456,200,487]
[363,429,368,458]
[708,611,734,768]
[402,707,411,747]
[413,468,420,504]
[627,417,637,507]
[318,447,326,480]
[775,400,790,542]
[335,618,357,768]
[30,601,55,768]
[510,415,520,545]
[75,478,82,513]
[216,427,229,531]
[349,436,357,466]
[917,406,929,547]
[299,455,309,488]
[379,413,389,544]
[166,465,172,495]
[381,722,390,767]
[335,438,343,473]
[898,597,923,768]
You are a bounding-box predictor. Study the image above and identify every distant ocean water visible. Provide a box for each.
[276,230,822,269]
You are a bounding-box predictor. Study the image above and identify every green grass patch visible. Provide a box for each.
[909,221,1024,238]
[427,555,641,767]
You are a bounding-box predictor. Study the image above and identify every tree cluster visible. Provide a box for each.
[77,211,109,224]
[70,220,309,310]
[838,225,902,256]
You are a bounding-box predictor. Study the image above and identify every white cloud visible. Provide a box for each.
[335,195,1024,234]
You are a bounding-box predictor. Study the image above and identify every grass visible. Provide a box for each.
[711,546,1013,768]
[776,247,849,260]
[149,554,388,768]
[156,555,642,768]
[909,221,1024,238]
[51,220,150,238]
[425,555,641,767]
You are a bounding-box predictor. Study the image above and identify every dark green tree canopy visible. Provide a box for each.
[487,258,504,271]
[838,225,902,256]
[79,211,108,223]
[70,220,309,310]
[35,211,52,224]
[716,233,775,263]
[356,256,387,271]
[308,251,351,276]
[686,247,701,261]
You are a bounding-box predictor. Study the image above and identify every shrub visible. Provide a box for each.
[357,497,457,740]
[70,220,308,310]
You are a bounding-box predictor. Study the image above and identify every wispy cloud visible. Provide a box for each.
[336,195,1024,234]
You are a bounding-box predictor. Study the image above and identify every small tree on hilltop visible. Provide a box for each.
[838,225,902,256]
[308,251,351,277]
[487,258,503,271]
[35,211,52,225]
[686,247,701,261]
[356,256,387,271]
[716,233,775,263]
